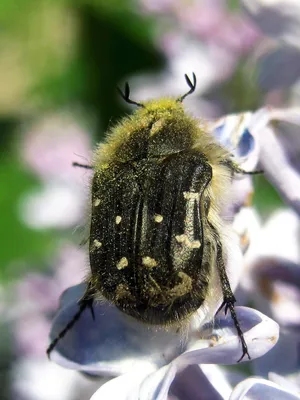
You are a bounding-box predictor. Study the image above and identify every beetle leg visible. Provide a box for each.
[209,223,250,362]
[46,284,95,358]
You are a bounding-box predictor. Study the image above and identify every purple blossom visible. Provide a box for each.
[20,113,93,229]
[21,113,92,183]
[242,0,300,48]
[49,284,279,399]
[13,244,86,359]
[242,0,300,91]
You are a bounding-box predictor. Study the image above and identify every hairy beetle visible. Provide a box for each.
[47,74,259,362]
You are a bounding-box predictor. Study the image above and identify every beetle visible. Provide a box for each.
[47,74,259,361]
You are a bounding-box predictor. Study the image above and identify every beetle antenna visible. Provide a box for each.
[72,162,93,169]
[117,82,144,107]
[178,73,197,102]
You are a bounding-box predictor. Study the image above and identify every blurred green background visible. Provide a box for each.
[0,0,166,282]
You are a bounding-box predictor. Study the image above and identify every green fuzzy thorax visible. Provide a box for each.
[94,97,204,166]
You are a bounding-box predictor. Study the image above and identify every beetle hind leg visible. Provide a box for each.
[217,297,250,362]
[209,223,251,362]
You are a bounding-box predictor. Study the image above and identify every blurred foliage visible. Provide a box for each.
[219,62,262,113]
[204,62,262,114]
[228,0,241,11]
[0,0,164,130]
[253,175,284,219]
[0,323,14,400]
[0,138,57,281]
[0,0,163,283]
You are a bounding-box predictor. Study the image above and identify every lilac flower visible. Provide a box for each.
[13,244,86,359]
[49,284,279,399]
[211,107,300,217]
[129,2,263,118]
[127,40,235,116]
[242,0,300,91]
[209,108,268,218]
[21,113,92,183]
[210,108,300,329]
[241,0,300,48]
[140,0,260,57]
[211,107,300,381]
[240,208,300,377]
[20,182,87,229]
[208,106,300,394]
[20,113,92,229]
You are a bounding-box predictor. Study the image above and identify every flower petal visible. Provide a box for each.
[269,372,300,394]
[211,108,269,171]
[170,364,235,400]
[241,0,300,48]
[138,364,177,400]
[90,366,156,400]
[252,325,300,376]
[179,307,279,366]
[139,363,231,400]
[135,308,279,400]
[269,107,300,126]
[230,377,300,400]
[49,285,185,376]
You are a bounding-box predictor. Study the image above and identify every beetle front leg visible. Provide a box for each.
[46,283,95,358]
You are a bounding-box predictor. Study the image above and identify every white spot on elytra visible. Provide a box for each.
[117,257,128,270]
[142,256,157,268]
[175,234,201,249]
[183,192,200,200]
[116,216,122,224]
[94,198,100,207]
[93,239,102,248]
[154,214,163,223]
